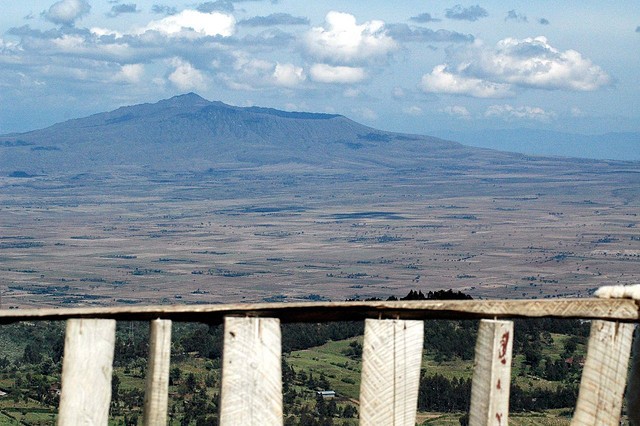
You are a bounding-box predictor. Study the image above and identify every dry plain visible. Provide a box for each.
[1,159,638,309]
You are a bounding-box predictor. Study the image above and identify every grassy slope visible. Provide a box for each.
[286,332,583,426]
[0,324,585,425]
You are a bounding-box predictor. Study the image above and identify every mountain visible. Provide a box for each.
[433,128,640,161]
[1,93,480,175]
[1,93,637,180]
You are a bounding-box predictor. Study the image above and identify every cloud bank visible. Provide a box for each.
[305,11,396,65]
[309,64,366,84]
[273,63,306,87]
[141,10,236,37]
[445,5,488,22]
[421,36,611,97]
[410,13,440,23]
[108,4,140,18]
[505,10,527,23]
[386,24,473,43]
[44,0,91,26]
[441,105,471,118]
[239,13,309,27]
[421,64,513,98]
[485,104,556,122]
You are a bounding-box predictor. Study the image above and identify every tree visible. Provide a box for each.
[23,343,42,364]
[112,373,121,406]
[185,372,198,394]
[170,366,181,385]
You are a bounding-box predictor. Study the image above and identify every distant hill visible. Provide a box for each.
[0,93,480,175]
[433,128,640,161]
[1,93,636,177]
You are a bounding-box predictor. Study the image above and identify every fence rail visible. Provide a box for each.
[1,297,638,426]
[0,297,638,323]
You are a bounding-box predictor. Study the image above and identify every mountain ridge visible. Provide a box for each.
[0,93,480,175]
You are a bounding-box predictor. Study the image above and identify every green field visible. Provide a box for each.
[0,317,592,425]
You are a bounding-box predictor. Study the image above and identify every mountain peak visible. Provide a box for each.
[164,92,211,106]
[0,94,464,174]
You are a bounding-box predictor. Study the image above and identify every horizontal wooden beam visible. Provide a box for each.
[0,298,638,324]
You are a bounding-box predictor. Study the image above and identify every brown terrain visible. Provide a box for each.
[1,164,638,309]
[0,95,638,308]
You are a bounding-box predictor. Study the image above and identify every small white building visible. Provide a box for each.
[316,390,336,399]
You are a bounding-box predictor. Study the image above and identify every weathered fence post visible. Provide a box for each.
[359,319,424,426]
[571,320,634,425]
[143,319,172,426]
[219,316,282,426]
[58,318,116,426]
[469,319,514,426]
[627,326,640,426]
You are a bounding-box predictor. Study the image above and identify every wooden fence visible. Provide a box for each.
[1,297,639,425]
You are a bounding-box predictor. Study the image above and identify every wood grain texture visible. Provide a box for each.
[143,319,172,426]
[359,319,424,426]
[0,298,638,324]
[58,319,116,426]
[469,320,514,426]
[627,327,640,426]
[571,320,634,426]
[219,317,282,426]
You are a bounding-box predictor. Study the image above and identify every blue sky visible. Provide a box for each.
[1,0,638,136]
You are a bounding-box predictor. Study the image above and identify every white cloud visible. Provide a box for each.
[306,11,397,64]
[421,36,611,98]
[284,102,309,111]
[113,64,144,83]
[51,34,86,52]
[309,63,366,84]
[168,58,208,90]
[233,53,272,74]
[392,87,405,98]
[272,63,305,87]
[141,10,235,37]
[90,27,124,38]
[219,54,306,91]
[404,106,423,116]
[44,0,91,26]
[441,105,471,118]
[0,38,19,52]
[226,53,273,88]
[343,88,360,98]
[420,64,513,98]
[352,107,378,120]
[485,104,556,122]
[570,107,585,117]
[30,32,134,62]
[475,37,611,91]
